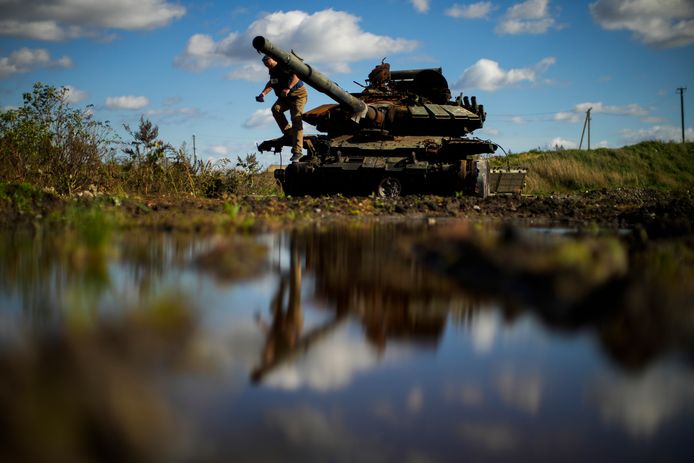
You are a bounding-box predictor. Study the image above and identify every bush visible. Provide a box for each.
[1,83,282,199]
[0,82,114,194]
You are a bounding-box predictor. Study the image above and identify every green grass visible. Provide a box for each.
[490,141,694,194]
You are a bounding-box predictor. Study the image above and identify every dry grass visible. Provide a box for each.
[491,141,694,194]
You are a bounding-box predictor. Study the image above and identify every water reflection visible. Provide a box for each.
[1,223,693,462]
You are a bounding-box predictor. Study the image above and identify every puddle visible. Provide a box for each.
[0,223,692,462]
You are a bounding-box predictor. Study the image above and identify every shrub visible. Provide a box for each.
[0,82,114,194]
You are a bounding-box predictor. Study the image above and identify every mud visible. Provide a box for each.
[3,187,693,238]
[126,189,694,236]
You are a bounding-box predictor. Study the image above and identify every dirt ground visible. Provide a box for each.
[109,188,694,238]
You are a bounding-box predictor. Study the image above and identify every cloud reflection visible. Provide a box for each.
[592,364,694,438]
[470,310,499,353]
[496,367,543,415]
[263,328,389,391]
[457,422,518,453]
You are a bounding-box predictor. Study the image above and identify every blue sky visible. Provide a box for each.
[1,0,692,165]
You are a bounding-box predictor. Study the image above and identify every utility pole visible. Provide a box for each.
[579,107,592,150]
[192,134,197,158]
[677,87,687,143]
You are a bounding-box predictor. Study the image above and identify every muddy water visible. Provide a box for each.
[1,223,693,462]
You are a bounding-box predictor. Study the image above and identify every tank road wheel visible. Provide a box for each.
[377,176,402,197]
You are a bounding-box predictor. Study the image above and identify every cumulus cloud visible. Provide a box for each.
[554,101,650,123]
[554,111,582,123]
[62,85,88,104]
[175,9,418,74]
[0,47,72,78]
[208,145,231,157]
[0,0,185,41]
[446,2,495,19]
[496,0,561,35]
[105,95,150,110]
[410,0,430,14]
[144,106,202,122]
[590,0,694,48]
[622,125,694,143]
[243,108,275,129]
[455,56,555,91]
[225,63,267,82]
[548,137,578,149]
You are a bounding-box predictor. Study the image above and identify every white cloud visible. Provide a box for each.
[590,0,694,48]
[553,111,582,123]
[0,47,72,78]
[0,0,185,41]
[446,2,494,19]
[621,125,694,143]
[511,116,526,124]
[105,95,150,110]
[455,57,555,91]
[175,9,418,74]
[411,0,430,14]
[548,137,577,149]
[208,145,231,157]
[576,101,649,116]
[63,85,88,103]
[554,101,650,123]
[496,0,560,35]
[144,106,201,121]
[243,108,275,129]
[225,63,267,82]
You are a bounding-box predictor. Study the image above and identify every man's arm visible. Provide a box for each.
[282,74,300,96]
[256,81,273,102]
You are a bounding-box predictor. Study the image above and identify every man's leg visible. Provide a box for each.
[271,99,291,137]
[289,88,308,161]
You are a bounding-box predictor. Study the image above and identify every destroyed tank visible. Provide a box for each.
[253,36,525,197]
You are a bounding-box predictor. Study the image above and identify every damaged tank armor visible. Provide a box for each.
[253,36,526,197]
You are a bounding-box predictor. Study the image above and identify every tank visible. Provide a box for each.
[253,36,525,197]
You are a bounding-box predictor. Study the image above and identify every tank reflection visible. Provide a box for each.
[252,242,349,383]
[251,223,694,383]
[250,224,483,383]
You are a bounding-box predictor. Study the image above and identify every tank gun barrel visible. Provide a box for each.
[252,36,371,120]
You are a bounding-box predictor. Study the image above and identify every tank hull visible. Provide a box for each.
[271,135,501,197]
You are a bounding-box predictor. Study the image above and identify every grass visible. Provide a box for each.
[490,141,694,194]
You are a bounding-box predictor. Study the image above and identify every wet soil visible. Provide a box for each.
[122,189,694,237]
[3,187,693,237]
